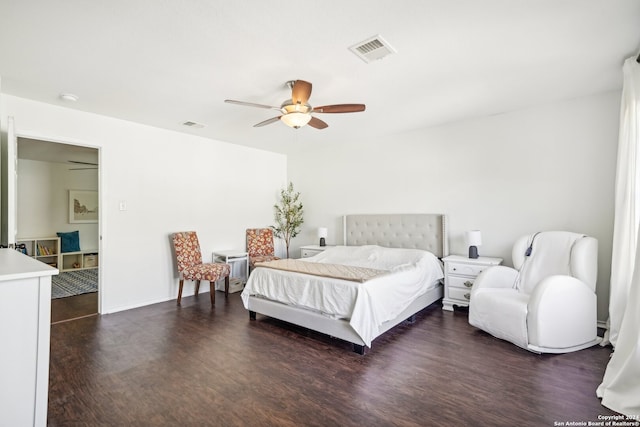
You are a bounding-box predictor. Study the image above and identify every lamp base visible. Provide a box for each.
[319,238,326,247]
[469,246,479,259]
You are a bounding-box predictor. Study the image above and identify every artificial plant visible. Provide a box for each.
[272,182,304,258]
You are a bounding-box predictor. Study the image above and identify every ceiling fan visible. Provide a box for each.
[68,160,98,170]
[225,80,365,129]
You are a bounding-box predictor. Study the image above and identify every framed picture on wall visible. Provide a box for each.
[69,190,98,223]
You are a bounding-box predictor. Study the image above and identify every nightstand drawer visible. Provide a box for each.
[442,255,503,311]
[299,245,333,258]
[300,249,318,258]
[448,275,476,290]
[446,262,487,277]
[448,287,472,302]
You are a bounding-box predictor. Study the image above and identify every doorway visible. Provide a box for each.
[16,137,100,323]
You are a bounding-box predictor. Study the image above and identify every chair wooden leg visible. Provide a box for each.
[225,276,230,297]
[209,281,216,306]
[177,279,184,306]
[195,280,201,296]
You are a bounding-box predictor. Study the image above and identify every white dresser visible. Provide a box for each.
[0,249,58,426]
[442,254,502,311]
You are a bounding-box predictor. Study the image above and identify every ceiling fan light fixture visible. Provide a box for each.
[281,112,312,129]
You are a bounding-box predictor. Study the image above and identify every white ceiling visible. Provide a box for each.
[1,1,639,155]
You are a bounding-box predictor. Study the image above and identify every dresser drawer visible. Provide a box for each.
[448,287,472,303]
[446,262,487,277]
[448,275,475,290]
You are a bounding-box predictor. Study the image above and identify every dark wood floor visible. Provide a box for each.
[48,291,617,426]
[51,292,98,324]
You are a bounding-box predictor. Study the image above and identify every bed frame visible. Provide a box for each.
[247,213,449,354]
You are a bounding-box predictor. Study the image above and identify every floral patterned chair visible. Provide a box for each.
[172,231,231,306]
[246,228,280,271]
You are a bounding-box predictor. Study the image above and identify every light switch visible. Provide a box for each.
[119,201,127,211]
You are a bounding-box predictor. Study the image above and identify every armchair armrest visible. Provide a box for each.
[472,265,518,291]
[527,275,598,350]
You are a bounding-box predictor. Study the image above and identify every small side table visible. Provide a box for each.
[442,255,503,311]
[212,250,249,286]
[299,244,334,258]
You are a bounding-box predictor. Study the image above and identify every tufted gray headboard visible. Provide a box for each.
[343,214,449,258]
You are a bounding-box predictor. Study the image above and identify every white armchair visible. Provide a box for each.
[468,231,601,353]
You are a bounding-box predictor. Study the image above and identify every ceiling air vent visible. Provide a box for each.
[349,35,396,63]
[182,121,205,129]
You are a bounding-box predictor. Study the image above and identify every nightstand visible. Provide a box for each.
[442,255,503,311]
[299,245,333,258]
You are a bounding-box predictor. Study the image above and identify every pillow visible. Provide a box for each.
[57,231,81,253]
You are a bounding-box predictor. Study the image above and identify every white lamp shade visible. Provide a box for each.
[318,227,328,238]
[281,112,312,128]
[466,230,482,246]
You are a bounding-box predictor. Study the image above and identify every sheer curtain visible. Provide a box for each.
[605,56,640,347]
[597,56,640,416]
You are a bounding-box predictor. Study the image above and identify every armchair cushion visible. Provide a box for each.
[249,254,280,268]
[470,289,529,349]
[246,228,280,269]
[173,231,203,271]
[246,228,276,257]
[527,275,598,350]
[183,263,231,282]
[514,231,587,295]
[472,266,519,291]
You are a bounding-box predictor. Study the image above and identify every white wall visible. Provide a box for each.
[288,91,620,321]
[2,91,620,321]
[1,95,287,313]
[17,159,99,250]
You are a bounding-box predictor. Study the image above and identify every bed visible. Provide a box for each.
[241,213,449,354]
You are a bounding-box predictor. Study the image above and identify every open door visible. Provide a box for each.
[1,116,18,247]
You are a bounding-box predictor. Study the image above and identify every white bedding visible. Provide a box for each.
[241,245,444,347]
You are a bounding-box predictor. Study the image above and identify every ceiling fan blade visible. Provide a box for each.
[308,116,329,129]
[291,80,312,105]
[225,99,280,110]
[313,104,366,113]
[253,116,282,127]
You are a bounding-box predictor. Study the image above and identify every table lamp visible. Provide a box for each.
[318,227,328,247]
[466,230,482,259]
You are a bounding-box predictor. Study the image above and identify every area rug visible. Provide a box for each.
[51,269,98,299]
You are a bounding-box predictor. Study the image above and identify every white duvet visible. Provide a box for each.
[241,245,444,347]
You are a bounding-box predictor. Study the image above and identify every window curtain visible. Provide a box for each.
[605,56,640,348]
[596,56,640,416]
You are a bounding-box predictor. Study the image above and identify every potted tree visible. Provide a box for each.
[272,182,304,258]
